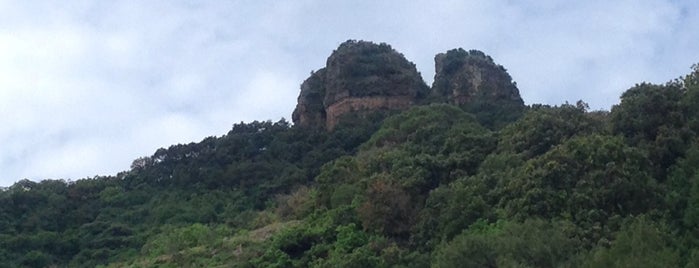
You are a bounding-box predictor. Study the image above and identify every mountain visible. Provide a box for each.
[431,48,522,106]
[293,40,524,130]
[293,40,429,130]
[430,48,525,128]
[1,41,699,267]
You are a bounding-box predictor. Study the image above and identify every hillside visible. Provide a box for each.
[2,41,699,267]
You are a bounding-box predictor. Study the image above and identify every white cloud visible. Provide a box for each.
[0,0,698,185]
[232,70,299,122]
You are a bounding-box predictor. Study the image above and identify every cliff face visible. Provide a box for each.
[292,40,428,130]
[431,49,523,107]
[292,69,326,127]
[292,42,525,130]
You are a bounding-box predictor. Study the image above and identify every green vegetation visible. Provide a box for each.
[2,64,699,267]
[430,47,525,130]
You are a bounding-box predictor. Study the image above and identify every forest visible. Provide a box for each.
[2,57,699,266]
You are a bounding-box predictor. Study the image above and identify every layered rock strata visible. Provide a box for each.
[292,40,428,130]
[292,42,525,130]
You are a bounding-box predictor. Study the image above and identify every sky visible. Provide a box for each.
[1,0,698,186]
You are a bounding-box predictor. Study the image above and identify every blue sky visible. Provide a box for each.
[1,0,698,186]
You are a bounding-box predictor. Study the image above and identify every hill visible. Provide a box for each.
[1,41,699,267]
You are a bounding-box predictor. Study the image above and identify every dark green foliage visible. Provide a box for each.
[414,176,494,249]
[3,64,699,267]
[611,83,685,143]
[0,118,376,267]
[499,101,604,157]
[665,141,699,255]
[460,97,525,129]
[611,83,693,180]
[316,104,497,241]
[358,179,416,236]
[503,135,657,220]
[683,65,699,133]
[433,219,579,268]
[580,216,680,268]
[364,104,493,154]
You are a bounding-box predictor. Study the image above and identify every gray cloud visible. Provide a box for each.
[1,0,698,186]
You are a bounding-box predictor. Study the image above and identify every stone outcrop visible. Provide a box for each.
[292,42,525,130]
[431,48,523,107]
[325,96,415,128]
[292,69,326,127]
[292,40,428,130]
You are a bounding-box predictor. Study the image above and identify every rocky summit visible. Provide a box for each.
[292,40,428,130]
[293,40,525,130]
[431,48,523,107]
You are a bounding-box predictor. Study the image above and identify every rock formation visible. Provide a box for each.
[292,42,525,130]
[292,69,327,127]
[292,40,428,130]
[431,48,523,107]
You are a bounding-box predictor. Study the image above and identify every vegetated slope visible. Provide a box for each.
[1,41,699,267]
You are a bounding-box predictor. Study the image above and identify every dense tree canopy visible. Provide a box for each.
[2,65,699,267]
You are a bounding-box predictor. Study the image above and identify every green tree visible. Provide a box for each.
[498,102,603,158]
[357,179,416,236]
[502,134,658,246]
[581,216,680,268]
[611,83,690,180]
[433,219,578,268]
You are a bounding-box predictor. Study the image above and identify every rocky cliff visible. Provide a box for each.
[292,69,327,127]
[292,42,524,130]
[431,48,523,107]
[292,40,428,130]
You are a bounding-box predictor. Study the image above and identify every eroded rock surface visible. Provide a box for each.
[292,40,428,130]
[431,48,523,107]
[292,42,524,130]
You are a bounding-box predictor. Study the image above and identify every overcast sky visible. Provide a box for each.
[1,0,697,186]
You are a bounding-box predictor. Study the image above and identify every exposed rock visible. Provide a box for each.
[431,48,524,107]
[325,96,415,129]
[291,69,326,127]
[292,42,525,131]
[292,40,428,130]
